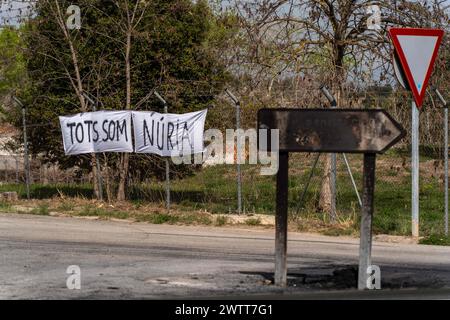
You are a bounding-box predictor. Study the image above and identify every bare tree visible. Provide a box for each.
[28,0,103,199]
[231,0,449,217]
[108,0,150,201]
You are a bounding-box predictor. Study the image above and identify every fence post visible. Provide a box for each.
[435,88,448,236]
[154,91,171,212]
[22,103,31,199]
[4,159,8,182]
[15,156,19,184]
[225,89,243,214]
[82,92,104,201]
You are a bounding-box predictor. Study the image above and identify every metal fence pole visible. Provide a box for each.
[82,92,104,201]
[435,88,448,236]
[236,101,242,214]
[225,89,243,214]
[330,152,337,221]
[13,97,31,199]
[342,153,363,207]
[164,104,170,212]
[411,101,420,237]
[154,91,171,211]
[22,105,31,200]
[295,153,321,215]
[15,156,19,184]
[4,159,8,182]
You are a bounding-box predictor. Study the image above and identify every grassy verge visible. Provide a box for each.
[419,235,450,246]
[0,153,447,240]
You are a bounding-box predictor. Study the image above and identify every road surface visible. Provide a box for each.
[1,213,450,299]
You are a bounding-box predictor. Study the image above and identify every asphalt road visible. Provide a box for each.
[1,213,450,299]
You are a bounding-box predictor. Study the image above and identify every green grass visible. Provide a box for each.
[77,205,130,220]
[2,153,448,239]
[215,215,228,226]
[134,212,212,225]
[245,217,262,226]
[0,201,14,212]
[0,183,93,199]
[135,213,179,224]
[57,201,75,212]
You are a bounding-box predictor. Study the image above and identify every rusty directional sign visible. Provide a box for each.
[259,108,406,289]
[258,109,406,154]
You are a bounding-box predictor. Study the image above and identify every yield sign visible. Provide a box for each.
[389,28,444,109]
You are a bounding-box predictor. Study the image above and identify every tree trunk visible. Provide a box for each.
[91,153,100,199]
[318,43,344,219]
[319,155,332,213]
[117,29,132,201]
[52,1,102,200]
[103,154,113,203]
[117,154,130,201]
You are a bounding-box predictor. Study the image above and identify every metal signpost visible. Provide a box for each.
[411,101,419,236]
[258,108,406,288]
[389,28,444,237]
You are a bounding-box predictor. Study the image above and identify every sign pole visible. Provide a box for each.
[389,28,444,238]
[92,103,104,201]
[164,104,170,212]
[411,101,420,237]
[358,153,376,290]
[275,151,289,287]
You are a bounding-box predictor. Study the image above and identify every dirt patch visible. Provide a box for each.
[374,234,418,244]
[226,214,274,226]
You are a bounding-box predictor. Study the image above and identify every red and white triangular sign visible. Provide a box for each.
[389,28,444,109]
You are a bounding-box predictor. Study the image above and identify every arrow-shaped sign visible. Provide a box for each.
[258,109,406,154]
[389,28,444,109]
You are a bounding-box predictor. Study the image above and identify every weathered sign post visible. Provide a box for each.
[258,109,406,289]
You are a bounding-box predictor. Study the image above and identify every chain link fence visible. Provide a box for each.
[0,92,448,236]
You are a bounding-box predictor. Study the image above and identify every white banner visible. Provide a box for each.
[132,110,207,157]
[59,111,133,155]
